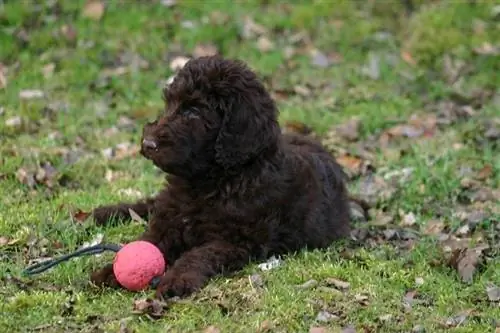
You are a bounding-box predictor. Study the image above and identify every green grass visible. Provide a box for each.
[1,1,499,332]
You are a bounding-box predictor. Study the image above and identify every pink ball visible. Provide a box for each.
[113,241,166,291]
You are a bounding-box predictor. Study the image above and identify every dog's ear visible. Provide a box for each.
[215,94,280,170]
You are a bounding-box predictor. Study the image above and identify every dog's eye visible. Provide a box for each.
[181,107,200,119]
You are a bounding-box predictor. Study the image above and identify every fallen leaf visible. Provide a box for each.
[0,63,7,89]
[422,219,445,235]
[297,279,318,290]
[118,319,132,333]
[356,175,397,206]
[82,0,105,20]
[117,188,143,199]
[128,208,148,225]
[203,326,221,333]
[336,155,364,178]
[241,16,267,39]
[249,273,264,288]
[369,209,395,226]
[401,50,416,65]
[415,277,424,286]
[473,42,499,55]
[309,327,328,333]
[169,56,190,71]
[354,294,370,306]
[349,200,369,223]
[282,121,313,135]
[0,236,10,246]
[5,116,22,128]
[325,277,350,290]
[193,43,218,58]
[361,53,380,80]
[310,49,330,68]
[72,210,91,223]
[412,325,425,333]
[42,63,56,78]
[448,246,488,283]
[341,325,357,333]
[256,36,274,52]
[61,24,77,42]
[160,0,176,7]
[486,284,500,302]
[293,85,311,97]
[476,164,493,180]
[16,167,36,188]
[316,310,339,323]
[335,118,361,142]
[257,320,273,332]
[132,298,168,319]
[443,310,473,328]
[19,89,45,100]
[378,314,392,322]
[400,211,417,226]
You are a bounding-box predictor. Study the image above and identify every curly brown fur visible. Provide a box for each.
[90,56,351,299]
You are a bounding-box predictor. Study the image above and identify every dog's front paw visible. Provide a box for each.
[90,264,120,289]
[155,270,206,299]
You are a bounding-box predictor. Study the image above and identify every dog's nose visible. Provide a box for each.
[142,139,157,150]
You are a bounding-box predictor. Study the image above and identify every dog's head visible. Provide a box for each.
[140,56,280,178]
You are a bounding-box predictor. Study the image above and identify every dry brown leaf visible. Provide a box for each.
[309,327,328,333]
[128,208,148,225]
[476,164,493,180]
[61,24,77,42]
[82,0,105,20]
[257,320,273,332]
[310,49,330,68]
[293,85,311,97]
[316,310,339,323]
[42,63,56,78]
[19,89,44,99]
[297,279,318,289]
[448,246,488,283]
[336,155,363,176]
[203,326,221,333]
[423,219,445,235]
[335,118,361,142]
[401,50,416,65]
[486,284,500,302]
[0,63,7,89]
[193,43,218,58]
[354,293,370,306]
[356,175,396,206]
[5,116,22,128]
[72,210,91,223]
[282,121,313,135]
[325,277,350,290]
[241,16,267,39]
[0,236,10,246]
[473,42,499,55]
[170,56,190,71]
[400,211,417,226]
[442,309,474,328]
[16,167,36,188]
[367,209,394,226]
[256,36,274,52]
[132,298,168,319]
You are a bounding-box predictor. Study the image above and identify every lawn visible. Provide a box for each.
[0,1,499,332]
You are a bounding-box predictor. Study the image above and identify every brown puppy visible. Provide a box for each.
[90,56,351,299]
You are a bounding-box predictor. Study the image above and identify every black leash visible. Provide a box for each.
[22,243,122,276]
